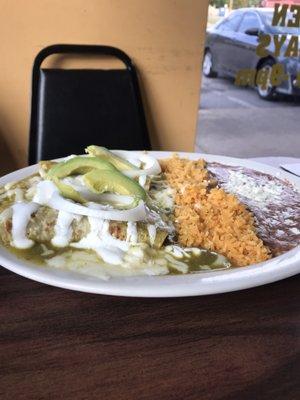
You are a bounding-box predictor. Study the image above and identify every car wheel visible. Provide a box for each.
[203,50,217,78]
[257,60,275,100]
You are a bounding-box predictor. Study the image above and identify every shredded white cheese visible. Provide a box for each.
[225,171,283,205]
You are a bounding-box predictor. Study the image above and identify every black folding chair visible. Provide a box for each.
[28,44,151,164]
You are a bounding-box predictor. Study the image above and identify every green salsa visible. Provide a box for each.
[1,240,231,275]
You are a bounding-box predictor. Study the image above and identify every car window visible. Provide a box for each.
[217,14,242,32]
[238,13,260,33]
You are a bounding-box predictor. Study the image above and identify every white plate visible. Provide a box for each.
[0,152,299,297]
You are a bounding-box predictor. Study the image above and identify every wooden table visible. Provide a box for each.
[0,267,299,400]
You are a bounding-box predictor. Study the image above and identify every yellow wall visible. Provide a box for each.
[0,0,208,174]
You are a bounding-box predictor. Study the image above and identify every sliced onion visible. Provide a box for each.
[33,181,147,221]
[121,154,161,177]
[110,153,141,168]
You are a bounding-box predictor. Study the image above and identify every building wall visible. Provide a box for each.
[0,0,208,174]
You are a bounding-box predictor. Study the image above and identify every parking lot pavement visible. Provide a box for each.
[195,76,300,158]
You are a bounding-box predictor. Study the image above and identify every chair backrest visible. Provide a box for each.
[28,44,151,164]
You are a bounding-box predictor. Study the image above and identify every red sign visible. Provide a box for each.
[262,0,300,6]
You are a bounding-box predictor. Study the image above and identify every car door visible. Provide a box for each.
[233,12,262,73]
[210,13,243,75]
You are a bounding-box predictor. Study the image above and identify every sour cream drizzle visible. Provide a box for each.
[61,177,135,207]
[11,202,39,249]
[126,222,138,244]
[71,217,130,265]
[51,210,77,247]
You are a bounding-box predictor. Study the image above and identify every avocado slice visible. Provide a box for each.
[53,178,86,204]
[84,169,146,200]
[46,155,146,203]
[47,156,115,179]
[85,145,138,171]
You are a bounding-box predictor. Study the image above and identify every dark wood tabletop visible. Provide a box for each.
[0,267,299,400]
